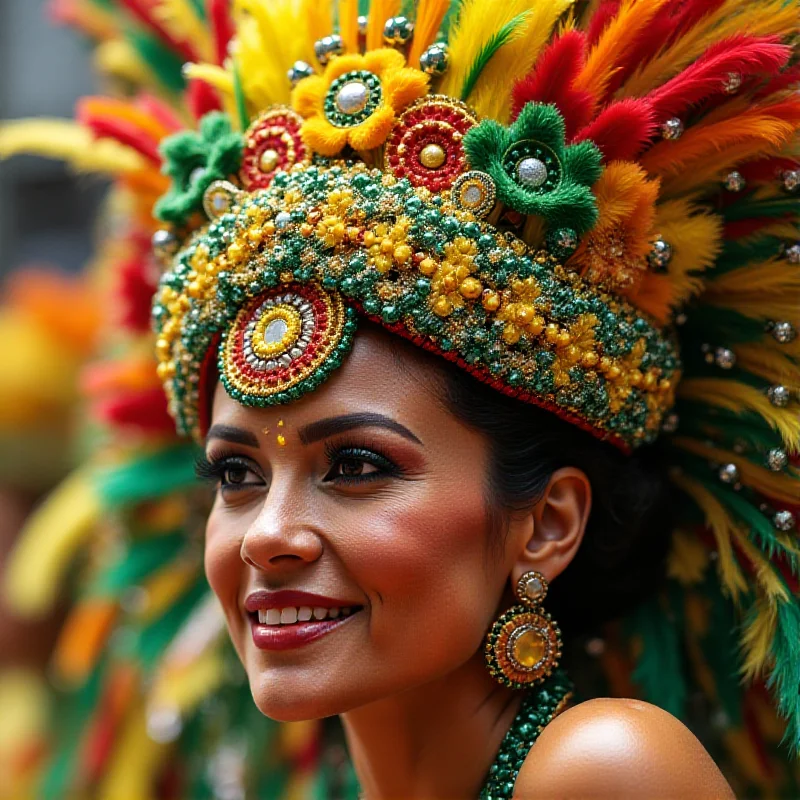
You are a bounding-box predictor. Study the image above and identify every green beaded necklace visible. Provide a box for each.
[356,670,572,800]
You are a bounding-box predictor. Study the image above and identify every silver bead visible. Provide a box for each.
[766,448,789,471]
[771,321,797,344]
[722,72,742,94]
[383,15,414,46]
[719,463,739,484]
[661,412,679,433]
[151,228,178,265]
[714,347,736,369]
[274,211,292,230]
[661,117,684,140]
[773,510,796,532]
[335,80,369,114]
[767,384,790,407]
[357,14,368,35]
[314,34,344,66]
[517,157,548,188]
[782,169,800,192]
[419,42,450,76]
[723,170,746,192]
[287,60,314,86]
[648,236,673,270]
[783,242,800,264]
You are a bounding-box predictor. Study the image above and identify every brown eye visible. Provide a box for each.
[223,466,250,485]
[339,459,366,477]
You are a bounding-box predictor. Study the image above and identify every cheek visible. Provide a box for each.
[204,506,246,632]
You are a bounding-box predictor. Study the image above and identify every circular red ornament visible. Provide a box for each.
[384,95,477,192]
[240,107,309,190]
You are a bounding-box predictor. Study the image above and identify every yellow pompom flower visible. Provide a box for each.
[291,48,429,156]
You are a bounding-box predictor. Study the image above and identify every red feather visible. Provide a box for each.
[76,105,162,162]
[93,386,175,434]
[511,30,593,138]
[186,77,223,119]
[586,0,620,46]
[738,156,798,183]
[666,0,728,44]
[117,0,199,62]
[573,98,656,161]
[208,0,235,65]
[135,94,184,134]
[646,36,790,122]
[753,63,800,101]
[116,254,160,332]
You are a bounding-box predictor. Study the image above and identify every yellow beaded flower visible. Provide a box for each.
[292,49,429,156]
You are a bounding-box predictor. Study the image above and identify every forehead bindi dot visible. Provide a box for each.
[277,434,286,447]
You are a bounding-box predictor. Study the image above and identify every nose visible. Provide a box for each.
[240,482,323,571]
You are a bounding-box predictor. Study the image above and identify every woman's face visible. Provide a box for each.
[203,326,516,721]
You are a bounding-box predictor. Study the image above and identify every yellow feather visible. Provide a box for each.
[677,378,800,450]
[152,0,214,61]
[339,0,360,53]
[575,0,668,108]
[705,259,800,300]
[94,40,162,91]
[183,62,238,120]
[620,0,797,97]
[735,344,798,386]
[441,0,574,122]
[667,527,710,586]
[408,0,452,67]
[3,468,100,616]
[740,595,778,681]
[674,438,800,505]
[0,120,147,175]
[670,472,749,600]
[132,560,199,623]
[366,0,401,50]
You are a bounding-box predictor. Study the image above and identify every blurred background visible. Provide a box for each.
[0,0,106,278]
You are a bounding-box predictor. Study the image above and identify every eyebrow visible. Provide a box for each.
[298,413,422,445]
[206,424,260,448]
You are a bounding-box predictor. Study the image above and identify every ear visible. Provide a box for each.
[510,467,591,585]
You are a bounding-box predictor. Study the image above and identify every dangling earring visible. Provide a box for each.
[485,571,562,689]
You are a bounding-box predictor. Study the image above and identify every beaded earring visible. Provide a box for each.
[485,571,562,689]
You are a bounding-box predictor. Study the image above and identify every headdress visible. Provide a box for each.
[2,0,799,793]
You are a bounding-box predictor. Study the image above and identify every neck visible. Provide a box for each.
[340,651,521,800]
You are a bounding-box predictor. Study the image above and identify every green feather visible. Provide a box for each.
[123,27,186,94]
[460,10,529,101]
[232,57,250,131]
[767,599,800,753]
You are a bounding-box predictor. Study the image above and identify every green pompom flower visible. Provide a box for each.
[155,112,244,225]
[463,103,602,235]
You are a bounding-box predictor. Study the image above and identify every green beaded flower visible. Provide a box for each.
[463,103,603,235]
[155,111,244,225]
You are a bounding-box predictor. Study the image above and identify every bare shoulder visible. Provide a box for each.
[514,697,734,799]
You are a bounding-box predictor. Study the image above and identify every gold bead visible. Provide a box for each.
[481,290,501,311]
[433,296,453,317]
[545,324,560,343]
[515,305,535,325]
[581,352,599,368]
[526,316,545,336]
[394,244,412,264]
[259,148,279,173]
[419,143,446,169]
[459,277,483,299]
[502,324,521,344]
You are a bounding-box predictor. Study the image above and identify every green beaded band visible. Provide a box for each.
[153,163,679,447]
[479,670,573,800]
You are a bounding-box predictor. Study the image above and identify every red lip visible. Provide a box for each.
[249,614,356,651]
[244,589,358,612]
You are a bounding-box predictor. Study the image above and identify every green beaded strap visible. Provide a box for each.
[479,670,573,800]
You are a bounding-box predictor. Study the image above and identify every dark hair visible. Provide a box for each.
[441,365,675,637]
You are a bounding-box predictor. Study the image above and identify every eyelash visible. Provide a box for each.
[195,441,403,491]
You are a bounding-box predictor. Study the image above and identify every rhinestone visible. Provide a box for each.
[648,237,673,270]
[419,143,446,169]
[419,43,450,76]
[314,34,344,66]
[661,412,679,433]
[714,347,736,369]
[773,510,796,532]
[259,149,279,173]
[771,321,797,343]
[521,575,545,602]
[511,627,546,669]
[287,60,314,86]
[719,463,739,484]
[722,72,742,94]
[151,228,178,264]
[661,117,684,140]
[723,170,746,192]
[383,15,414,46]
[517,157,548,188]
[336,81,369,115]
[766,448,788,471]
[263,318,289,345]
[782,169,799,192]
[767,385,790,407]
[784,242,800,264]
[357,14,368,35]
[274,211,292,229]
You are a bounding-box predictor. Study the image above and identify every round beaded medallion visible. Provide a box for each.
[485,606,562,689]
[220,283,357,405]
[324,70,383,128]
[451,170,497,217]
[240,108,309,190]
[384,96,477,191]
[503,139,561,193]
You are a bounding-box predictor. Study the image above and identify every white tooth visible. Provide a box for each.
[328,607,340,619]
[341,607,351,616]
[297,607,313,621]
[258,609,267,624]
[312,607,328,620]
[281,607,299,624]
[265,608,281,625]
